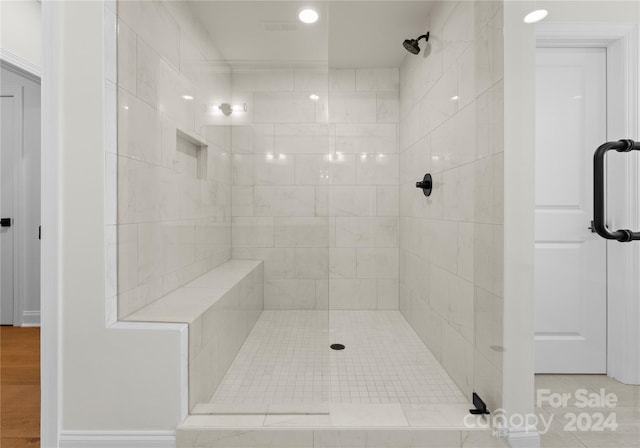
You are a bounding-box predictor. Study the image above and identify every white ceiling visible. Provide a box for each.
[189,1,432,68]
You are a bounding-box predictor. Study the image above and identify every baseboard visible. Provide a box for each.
[22,311,41,327]
[507,428,541,448]
[58,431,176,448]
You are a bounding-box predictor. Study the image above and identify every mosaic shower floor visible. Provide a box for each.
[207,310,467,407]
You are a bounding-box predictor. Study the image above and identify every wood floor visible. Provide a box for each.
[1,327,40,448]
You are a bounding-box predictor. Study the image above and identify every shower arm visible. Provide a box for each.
[416,32,430,43]
[593,139,640,242]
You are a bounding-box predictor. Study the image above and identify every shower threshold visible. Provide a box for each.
[177,311,505,447]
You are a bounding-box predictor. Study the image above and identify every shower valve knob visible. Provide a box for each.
[416,173,432,197]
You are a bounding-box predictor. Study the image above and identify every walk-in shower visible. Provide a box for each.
[114,0,506,445]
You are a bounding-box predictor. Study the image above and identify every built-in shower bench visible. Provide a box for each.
[124,259,264,410]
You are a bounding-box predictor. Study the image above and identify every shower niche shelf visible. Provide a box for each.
[176,128,208,180]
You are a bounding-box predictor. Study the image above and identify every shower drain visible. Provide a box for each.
[330,344,345,350]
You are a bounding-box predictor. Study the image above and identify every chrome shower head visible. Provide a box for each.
[403,32,430,55]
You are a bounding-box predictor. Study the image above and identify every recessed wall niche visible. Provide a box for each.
[176,128,208,180]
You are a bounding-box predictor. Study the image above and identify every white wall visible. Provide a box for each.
[0,0,41,70]
[56,1,183,432]
[0,65,41,326]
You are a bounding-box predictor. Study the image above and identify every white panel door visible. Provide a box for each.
[534,47,607,373]
[1,95,16,325]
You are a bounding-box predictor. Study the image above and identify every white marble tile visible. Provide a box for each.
[443,163,475,222]
[105,80,118,155]
[329,279,377,309]
[420,65,458,135]
[232,69,294,92]
[355,69,400,92]
[118,0,180,69]
[420,219,458,274]
[294,68,328,92]
[474,224,502,297]
[232,154,254,185]
[265,279,316,309]
[329,69,356,92]
[177,429,313,448]
[117,88,161,164]
[430,102,476,173]
[328,186,376,217]
[116,19,136,94]
[329,93,377,123]
[313,430,366,448]
[376,186,399,217]
[105,225,117,299]
[231,186,254,217]
[377,279,399,309]
[254,186,315,217]
[441,321,474,397]
[356,154,399,186]
[335,217,398,248]
[402,403,475,428]
[232,124,274,154]
[254,92,317,123]
[335,123,398,154]
[443,0,475,70]
[231,217,274,247]
[104,8,117,84]
[295,154,329,185]
[233,247,294,280]
[329,404,408,426]
[274,123,331,154]
[376,93,400,123]
[329,154,357,185]
[457,44,476,110]
[474,288,503,370]
[400,137,430,187]
[457,222,475,282]
[356,248,399,279]
[105,153,118,225]
[329,248,357,279]
[476,81,503,159]
[118,157,180,223]
[294,248,329,279]
[274,217,329,248]
[474,155,495,224]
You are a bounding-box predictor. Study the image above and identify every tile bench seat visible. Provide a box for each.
[125,259,264,409]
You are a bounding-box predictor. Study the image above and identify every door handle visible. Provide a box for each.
[593,139,640,242]
[0,218,11,227]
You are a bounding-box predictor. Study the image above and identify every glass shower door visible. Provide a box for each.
[188,0,331,414]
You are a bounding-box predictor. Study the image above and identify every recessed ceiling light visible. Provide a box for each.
[523,9,548,24]
[298,8,319,24]
[182,95,194,100]
[309,93,320,101]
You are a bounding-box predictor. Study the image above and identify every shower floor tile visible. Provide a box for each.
[207,310,467,407]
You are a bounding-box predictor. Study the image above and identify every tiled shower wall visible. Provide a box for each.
[231,68,400,310]
[399,1,504,409]
[116,0,233,318]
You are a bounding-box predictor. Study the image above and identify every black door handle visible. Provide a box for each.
[0,218,11,227]
[593,139,640,242]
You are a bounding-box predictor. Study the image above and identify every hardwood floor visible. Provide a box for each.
[1,327,40,448]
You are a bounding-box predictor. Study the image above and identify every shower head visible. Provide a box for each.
[403,32,430,55]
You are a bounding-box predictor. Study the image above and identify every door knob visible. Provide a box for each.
[0,218,11,227]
